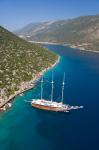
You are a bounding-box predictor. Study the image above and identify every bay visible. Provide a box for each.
[0,45,99,150]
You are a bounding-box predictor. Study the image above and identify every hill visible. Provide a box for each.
[15,15,99,51]
[0,26,57,100]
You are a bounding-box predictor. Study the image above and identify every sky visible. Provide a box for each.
[0,0,99,31]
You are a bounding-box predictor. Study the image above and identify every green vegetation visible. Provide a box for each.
[16,15,99,51]
[0,26,57,99]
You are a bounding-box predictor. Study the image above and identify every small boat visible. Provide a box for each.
[31,72,83,112]
[20,93,23,96]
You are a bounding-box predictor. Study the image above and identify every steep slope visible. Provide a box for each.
[0,26,57,99]
[15,15,99,51]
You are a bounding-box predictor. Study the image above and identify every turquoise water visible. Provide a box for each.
[0,45,99,150]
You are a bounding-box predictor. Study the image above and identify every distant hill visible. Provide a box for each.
[15,15,99,51]
[0,26,57,99]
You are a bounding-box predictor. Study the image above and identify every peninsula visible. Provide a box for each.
[0,26,58,110]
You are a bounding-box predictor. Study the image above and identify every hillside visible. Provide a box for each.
[15,15,99,51]
[0,26,57,100]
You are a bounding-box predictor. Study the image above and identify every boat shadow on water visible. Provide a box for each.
[34,109,81,150]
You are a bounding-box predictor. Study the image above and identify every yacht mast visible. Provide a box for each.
[41,75,43,100]
[51,71,54,102]
[61,72,65,103]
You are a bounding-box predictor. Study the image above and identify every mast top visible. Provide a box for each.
[41,75,43,100]
[51,71,54,102]
[41,75,43,82]
[63,72,65,83]
[61,72,65,103]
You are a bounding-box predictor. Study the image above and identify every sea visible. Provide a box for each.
[0,45,99,150]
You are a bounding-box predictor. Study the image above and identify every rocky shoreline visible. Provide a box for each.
[0,56,60,112]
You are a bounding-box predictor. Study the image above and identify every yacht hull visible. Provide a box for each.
[31,103,69,112]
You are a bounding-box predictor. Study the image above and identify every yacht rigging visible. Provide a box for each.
[31,72,83,112]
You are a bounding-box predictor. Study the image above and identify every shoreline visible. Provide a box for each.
[29,40,99,54]
[29,40,62,45]
[0,56,60,111]
[67,45,99,54]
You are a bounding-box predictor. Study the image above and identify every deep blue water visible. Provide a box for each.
[0,45,99,150]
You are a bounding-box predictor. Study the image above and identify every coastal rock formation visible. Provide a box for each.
[0,26,57,103]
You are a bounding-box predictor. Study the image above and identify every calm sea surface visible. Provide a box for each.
[0,45,99,150]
